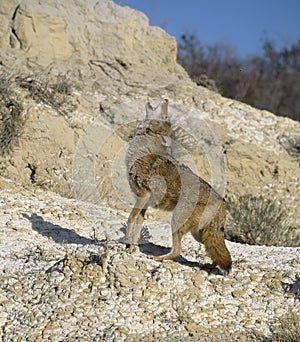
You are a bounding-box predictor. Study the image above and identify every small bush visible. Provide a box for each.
[270,311,300,342]
[16,74,76,117]
[246,311,300,341]
[193,74,220,93]
[226,194,299,247]
[50,76,72,96]
[0,71,24,156]
[0,71,76,156]
[278,135,300,159]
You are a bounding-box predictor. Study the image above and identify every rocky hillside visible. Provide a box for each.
[0,0,299,340]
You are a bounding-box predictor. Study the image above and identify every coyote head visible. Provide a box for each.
[139,98,172,152]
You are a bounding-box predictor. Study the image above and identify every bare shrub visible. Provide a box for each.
[270,311,300,342]
[0,70,24,156]
[16,73,76,117]
[226,194,299,247]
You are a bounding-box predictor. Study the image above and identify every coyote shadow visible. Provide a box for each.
[119,224,221,275]
[139,243,221,274]
[23,213,95,245]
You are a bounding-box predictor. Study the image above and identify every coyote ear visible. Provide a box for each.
[145,97,169,120]
[160,98,168,120]
[145,101,154,119]
[160,135,172,148]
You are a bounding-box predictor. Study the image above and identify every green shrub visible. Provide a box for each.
[226,194,299,247]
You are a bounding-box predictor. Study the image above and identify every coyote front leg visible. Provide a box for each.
[126,192,150,253]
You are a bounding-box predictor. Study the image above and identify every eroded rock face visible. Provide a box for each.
[0,0,298,223]
[0,1,299,339]
[0,0,185,82]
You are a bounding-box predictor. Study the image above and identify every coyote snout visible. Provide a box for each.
[125,98,232,274]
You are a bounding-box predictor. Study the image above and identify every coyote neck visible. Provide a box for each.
[126,119,172,170]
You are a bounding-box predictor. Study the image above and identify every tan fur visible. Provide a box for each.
[125,99,232,274]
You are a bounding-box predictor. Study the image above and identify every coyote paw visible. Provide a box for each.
[149,252,180,262]
[203,262,217,270]
[149,255,165,262]
[202,262,231,276]
[125,244,136,253]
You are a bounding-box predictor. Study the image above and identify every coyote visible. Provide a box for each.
[125,98,232,274]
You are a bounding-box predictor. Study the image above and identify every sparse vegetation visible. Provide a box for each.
[0,70,77,156]
[244,309,300,341]
[226,194,299,247]
[278,134,300,159]
[266,311,299,342]
[0,69,76,156]
[0,70,24,156]
[16,73,76,117]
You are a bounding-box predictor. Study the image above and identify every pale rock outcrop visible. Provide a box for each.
[0,1,299,340]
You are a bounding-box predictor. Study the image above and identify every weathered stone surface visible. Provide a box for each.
[0,0,186,82]
[0,1,298,222]
[0,0,299,340]
[0,181,299,341]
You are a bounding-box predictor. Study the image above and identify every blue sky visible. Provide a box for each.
[115,0,300,57]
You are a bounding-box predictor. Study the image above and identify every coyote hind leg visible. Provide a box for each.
[126,192,150,253]
[151,229,183,261]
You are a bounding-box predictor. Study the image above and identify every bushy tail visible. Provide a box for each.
[202,225,232,274]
